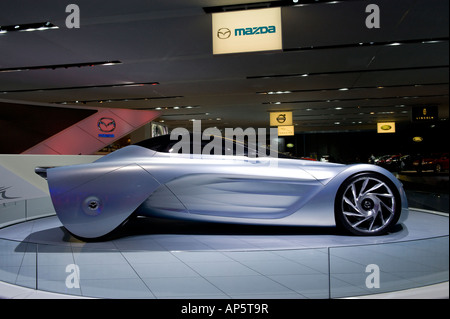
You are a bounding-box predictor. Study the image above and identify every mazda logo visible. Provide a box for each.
[217,28,231,39]
[97,117,116,132]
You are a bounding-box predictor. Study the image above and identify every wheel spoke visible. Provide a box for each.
[352,216,371,228]
[362,182,383,196]
[360,178,369,196]
[344,196,359,212]
[378,206,386,225]
[380,200,394,214]
[375,193,394,198]
[344,210,364,217]
[351,184,358,202]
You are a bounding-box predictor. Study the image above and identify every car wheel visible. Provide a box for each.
[335,172,401,236]
[435,164,441,173]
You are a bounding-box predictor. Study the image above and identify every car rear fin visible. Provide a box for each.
[35,166,55,179]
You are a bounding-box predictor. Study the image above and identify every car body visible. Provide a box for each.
[412,153,449,173]
[36,134,409,240]
[383,154,404,171]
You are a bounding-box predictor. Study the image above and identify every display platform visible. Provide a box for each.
[0,209,448,299]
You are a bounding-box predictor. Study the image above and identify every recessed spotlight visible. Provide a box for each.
[422,40,442,44]
[0,22,59,33]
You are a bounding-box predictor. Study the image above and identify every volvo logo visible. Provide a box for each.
[276,114,286,124]
[97,117,116,132]
[217,28,231,39]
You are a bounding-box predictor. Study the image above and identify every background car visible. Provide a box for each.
[413,153,449,173]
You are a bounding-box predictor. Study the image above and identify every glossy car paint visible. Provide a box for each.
[45,145,409,239]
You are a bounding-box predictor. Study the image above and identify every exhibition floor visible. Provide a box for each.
[0,205,448,299]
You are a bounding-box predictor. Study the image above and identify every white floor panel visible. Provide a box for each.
[0,209,448,299]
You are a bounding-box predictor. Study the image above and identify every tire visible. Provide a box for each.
[335,172,401,236]
[435,164,441,173]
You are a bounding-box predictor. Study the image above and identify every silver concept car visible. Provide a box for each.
[36,134,408,240]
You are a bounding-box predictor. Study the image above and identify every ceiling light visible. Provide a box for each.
[0,60,122,73]
[338,88,349,91]
[0,22,59,33]
[422,40,442,44]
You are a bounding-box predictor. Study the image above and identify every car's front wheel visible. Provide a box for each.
[335,172,401,236]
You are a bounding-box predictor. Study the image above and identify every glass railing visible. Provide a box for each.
[0,197,56,229]
[329,236,449,298]
[0,235,448,299]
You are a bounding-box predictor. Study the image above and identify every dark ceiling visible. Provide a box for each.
[0,0,448,150]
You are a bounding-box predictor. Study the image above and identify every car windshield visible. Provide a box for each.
[134,133,294,159]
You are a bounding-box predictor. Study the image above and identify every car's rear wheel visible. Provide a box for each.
[435,164,442,173]
[335,172,401,236]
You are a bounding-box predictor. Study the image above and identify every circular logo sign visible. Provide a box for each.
[97,117,116,132]
[217,28,231,39]
[276,114,286,124]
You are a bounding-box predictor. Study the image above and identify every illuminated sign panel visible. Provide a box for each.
[412,106,438,122]
[377,122,396,133]
[270,111,293,126]
[278,125,294,136]
[212,7,282,55]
